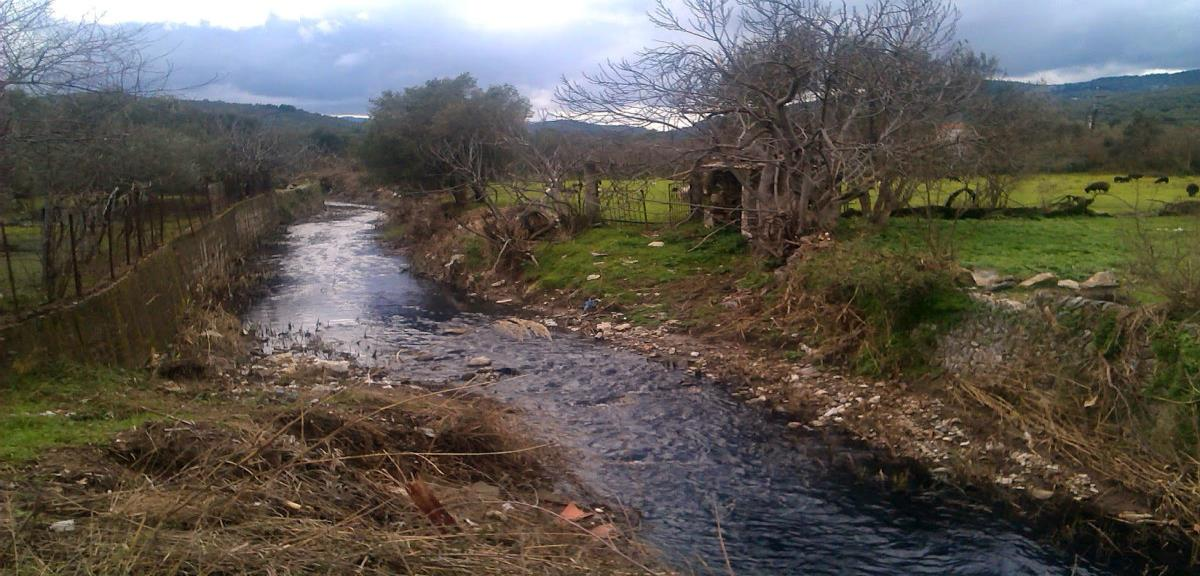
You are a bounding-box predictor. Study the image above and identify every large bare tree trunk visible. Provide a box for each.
[747,164,777,239]
[687,170,704,222]
[582,161,600,224]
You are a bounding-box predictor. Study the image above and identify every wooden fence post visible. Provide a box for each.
[157,191,165,244]
[583,161,601,225]
[123,200,131,266]
[107,208,115,280]
[1,221,18,312]
[41,206,54,304]
[68,212,82,297]
[135,191,144,258]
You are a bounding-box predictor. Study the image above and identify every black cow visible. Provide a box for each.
[1155,176,1170,184]
[1114,176,1130,183]
[1188,183,1199,198]
[1084,181,1110,193]
[1129,173,1145,180]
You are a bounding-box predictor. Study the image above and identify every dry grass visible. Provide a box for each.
[948,305,1200,560]
[0,373,659,575]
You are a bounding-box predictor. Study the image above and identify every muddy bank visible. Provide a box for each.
[384,199,1196,572]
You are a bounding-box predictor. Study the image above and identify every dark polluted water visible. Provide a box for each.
[245,203,1129,575]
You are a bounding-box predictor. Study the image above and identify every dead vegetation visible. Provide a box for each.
[941,301,1200,562]
[1,353,657,574]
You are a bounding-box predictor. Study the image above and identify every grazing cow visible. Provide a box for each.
[1084,181,1110,194]
[1129,173,1144,180]
[1155,176,1170,184]
[1188,183,1199,198]
[1114,176,1130,183]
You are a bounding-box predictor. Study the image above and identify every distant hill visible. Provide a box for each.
[528,119,653,137]
[1048,69,1200,97]
[1000,69,1200,126]
[180,100,363,133]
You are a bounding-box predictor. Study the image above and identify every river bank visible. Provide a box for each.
[382,195,1198,571]
[0,210,660,574]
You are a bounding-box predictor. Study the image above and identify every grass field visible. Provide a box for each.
[490,178,686,223]
[507,173,1200,301]
[494,173,1200,225]
[524,223,753,323]
[0,364,156,462]
[915,173,1200,214]
[855,214,1200,283]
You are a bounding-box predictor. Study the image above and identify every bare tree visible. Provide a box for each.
[557,0,993,252]
[1,0,162,299]
[0,0,159,94]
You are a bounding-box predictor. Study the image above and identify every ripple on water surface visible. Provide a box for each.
[246,204,1125,575]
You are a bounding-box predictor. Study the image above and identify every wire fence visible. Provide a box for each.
[571,179,695,226]
[0,175,272,320]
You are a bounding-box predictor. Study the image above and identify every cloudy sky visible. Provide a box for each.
[52,0,1200,116]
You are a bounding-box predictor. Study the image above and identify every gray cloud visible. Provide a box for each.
[956,0,1200,81]
[151,3,652,114]
[145,1,1200,115]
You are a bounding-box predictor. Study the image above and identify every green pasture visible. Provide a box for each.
[0,364,155,462]
[918,173,1199,214]
[854,214,1199,282]
[490,178,685,223]
[494,173,1200,223]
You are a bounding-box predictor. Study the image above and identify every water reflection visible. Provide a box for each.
[246,203,1120,575]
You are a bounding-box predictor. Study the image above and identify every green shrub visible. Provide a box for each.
[1146,322,1200,451]
[1149,323,1200,404]
[792,242,972,375]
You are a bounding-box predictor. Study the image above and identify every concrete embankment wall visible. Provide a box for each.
[0,185,323,373]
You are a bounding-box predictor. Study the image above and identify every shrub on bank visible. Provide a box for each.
[787,241,972,376]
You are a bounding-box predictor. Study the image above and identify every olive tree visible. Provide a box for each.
[361,74,530,205]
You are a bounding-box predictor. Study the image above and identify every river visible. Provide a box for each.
[245,203,1127,575]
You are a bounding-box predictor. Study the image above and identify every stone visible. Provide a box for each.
[595,322,613,332]
[786,421,804,429]
[952,266,976,287]
[444,254,465,269]
[466,356,493,368]
[1080,270,1119,300]
[1057,279,1081,291]
[490,279,506,288]
[970,269,1016,291]
[647,241,665,247]
[49,519,75,533]
[613,323,632,332]
[1081,270,1118,289]
[586,274,601,281]
[1018,272,1058,289]
[316,359,351,375]
[1029,488,1055,500]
